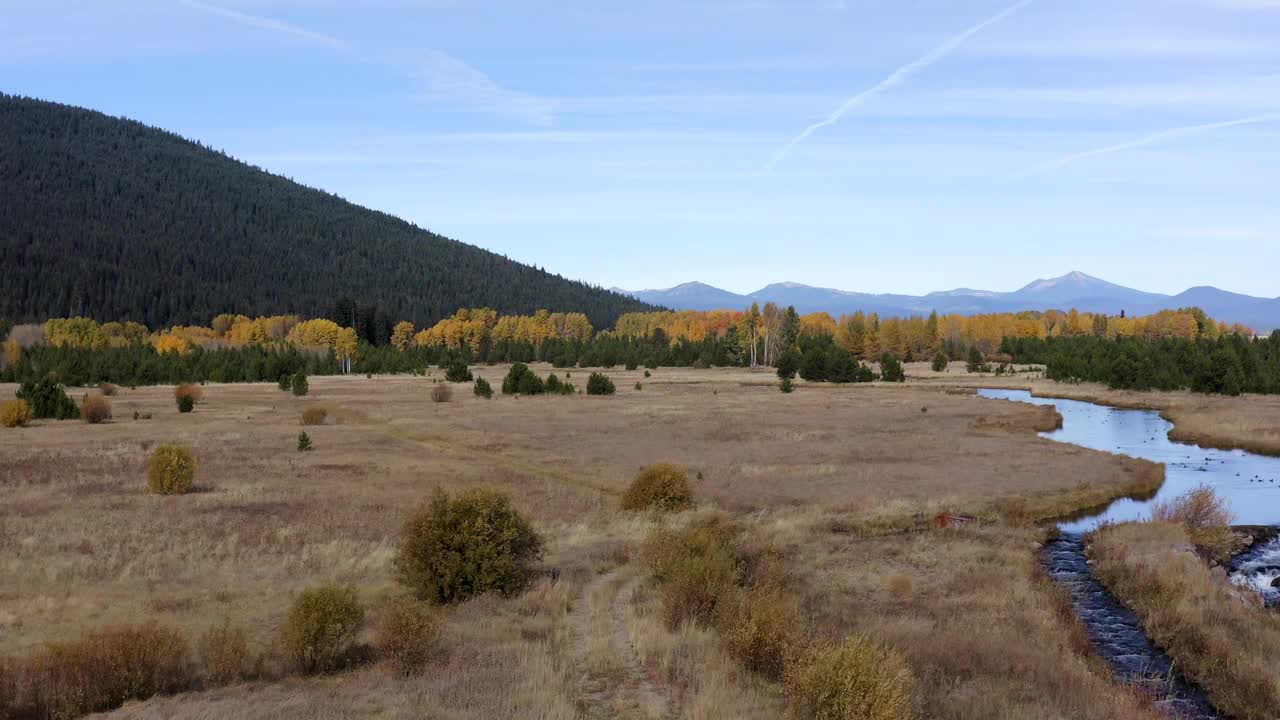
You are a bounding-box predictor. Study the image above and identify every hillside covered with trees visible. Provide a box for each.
[0,94,654,330]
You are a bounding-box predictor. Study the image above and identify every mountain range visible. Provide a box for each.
[619,272,1280,332]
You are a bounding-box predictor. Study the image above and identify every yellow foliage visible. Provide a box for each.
[147,445,196,495]
[2,339,22,369]
[1,399,32,428]
[391,321,416,351]
[786,636,917,720]
[152,333,192,356]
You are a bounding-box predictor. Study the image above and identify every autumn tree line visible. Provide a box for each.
[0,303,1266,395]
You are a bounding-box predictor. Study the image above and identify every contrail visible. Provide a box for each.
[178,0,349,50]
[759,0,1033,175]
[1028,113,1280,174]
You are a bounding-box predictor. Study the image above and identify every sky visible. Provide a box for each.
[3,0,1279,298]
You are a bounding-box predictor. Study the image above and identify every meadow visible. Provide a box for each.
[0,364,1197,718]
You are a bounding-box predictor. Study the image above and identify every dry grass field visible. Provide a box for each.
[1,366,1175,718]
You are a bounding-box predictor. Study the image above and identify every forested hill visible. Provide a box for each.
[0,94,655,330]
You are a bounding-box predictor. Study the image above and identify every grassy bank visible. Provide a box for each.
[1090,521,1280,720]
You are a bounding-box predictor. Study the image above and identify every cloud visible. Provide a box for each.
[759,0,1032,174]
[1028,113,1280,173]
[177,0,348,49]
[377,49,556,125]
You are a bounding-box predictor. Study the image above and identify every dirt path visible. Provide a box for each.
[571,567,672,720]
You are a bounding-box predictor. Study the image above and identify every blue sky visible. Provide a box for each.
[3,0,1279,297]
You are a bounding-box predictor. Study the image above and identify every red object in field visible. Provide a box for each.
[935,513,978,529]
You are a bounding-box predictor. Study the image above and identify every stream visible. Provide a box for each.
[978,388,1280,718]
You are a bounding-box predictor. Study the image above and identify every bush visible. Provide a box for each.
[5,623,195,719]
[716,584,801,680]
[301,407,328,425]
[966,347,988,373]
[199,621,254,685]
[174,383,203,404]
[376,597,442,676]
[297,431,313,452]
[431,383,453,403]
[474,377,494,398]
[291,371,309,397]
[1151,485,1241,560]
[281,584,365,674]
[445,358,473,383]
[177,394,195,413]
[586,372,615,396]
[930,352,948,372]
[621,463,694,512]
[643,515,740,628]
[395,487,543,605]
[785,636,916,720]
[502,362,544,395]
[879,353,905,383]
[780,377,794,393]
[1,398,32,428]
[545,373,575,395]
[644,369,651,378]
[147,444,196,495]
[278,373,293,392]
[81,393,112,424]
[635,382,643,391]
[99,382,119,396]
[16,375,80,420]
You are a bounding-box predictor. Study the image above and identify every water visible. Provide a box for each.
[1042,536,1218,719]
[977,388,1280,717]
[976,388,1280,533]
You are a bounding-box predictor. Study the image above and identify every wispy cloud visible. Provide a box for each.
[974,27,1274,59]
[759,0,1032,174]
[1028,113,1280,174]
[377,49,556,125]
[177,0,349,49]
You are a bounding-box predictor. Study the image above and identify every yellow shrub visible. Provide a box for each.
[147,445,196,495]
[198,621,254,685]
[281,584,365,674]
[643,514,741,628]
[1151,485,1241,560]
[81,393,112,424]
[785,635,916,720]
[99,382,119,396]
[376,597,442,676]
[716,584,801,680]
[174,383,203,404]
[1,398,32,428]
[300,407,328,426]
[620,462,694,512]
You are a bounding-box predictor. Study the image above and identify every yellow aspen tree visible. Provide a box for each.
[391,321,416,351]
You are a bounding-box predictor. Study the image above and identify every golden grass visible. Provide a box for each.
[1090,521,1280,720]
[0,366,1206,718]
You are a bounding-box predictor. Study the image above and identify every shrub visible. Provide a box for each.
[930,352,948,372]
[281,584,365,674]
[301,407,328,425]
[586,372,615,396]
[785,635,916,720]
[376,597,442,676]
[278,373,293,392]
[545,373,575,395]
[635,382,643,391]
[621,463,694,512]
[502,362,544,395]
[780,377,794,393]
[291,371,309,397]
[716,585,801,680]
[9,623,195,719]
[444,358,473,383]
[199,621,253,685]
[966,346,988,373]
[174,383,203,404]
[147,444,196,495]
[99,382,119,396]
[16,375,80,420]
[81,393,112,424]
[177,395,194,413]
[644,369,651,378]
[1,398,32,428]
[643,515,741,628]
[474,377,494,398]
[879,353,905,383]
[431,383,453,403]
[395,487,543,605]
[297,432,313,452]
[1151,485,1241,560]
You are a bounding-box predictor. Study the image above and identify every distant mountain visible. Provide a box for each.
[619,272,1280,331]
[0,94,655,330]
